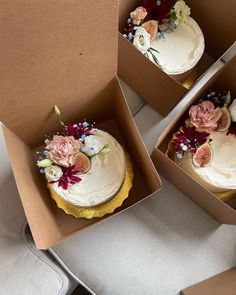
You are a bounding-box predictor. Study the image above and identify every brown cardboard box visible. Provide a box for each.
[182,268,236,295]
[151,55,236,224]
[118,0,236,116]
[0,1,161,249]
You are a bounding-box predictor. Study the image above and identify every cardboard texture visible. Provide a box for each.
[152,55,236,224]
[118,0,236,116]
[182,268,236,295]
[0,1,161,249]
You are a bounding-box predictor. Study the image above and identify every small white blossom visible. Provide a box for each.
[174,0,191,24]
[37,159,52,168]
[83,135,103,157]
[133,27,151,54]
[45,165,63,182]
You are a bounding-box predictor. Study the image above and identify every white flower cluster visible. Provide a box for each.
[174,0,191,24]
[133,27,151,54]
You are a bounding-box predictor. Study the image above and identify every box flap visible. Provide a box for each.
[182,268,236,295]
[0,1,118,130]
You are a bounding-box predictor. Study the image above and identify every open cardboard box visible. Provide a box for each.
[118,0,236,116]
[0,0,161,249]
[181,268,236,295]
[151,55,236,224]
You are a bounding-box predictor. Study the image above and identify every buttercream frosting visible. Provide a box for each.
[193,131,236,190]
[150,17,205,75]
[48,130,126,207]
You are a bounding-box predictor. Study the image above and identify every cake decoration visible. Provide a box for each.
[167,89,236,201]
[123,0,205,75]
[36,106,134,217]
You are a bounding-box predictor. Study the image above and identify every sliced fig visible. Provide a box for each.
[141,20,158,41]
[193,143,213,168]
[72,152,91,174]
[217,107,231,131]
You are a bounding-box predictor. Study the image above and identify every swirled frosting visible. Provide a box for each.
[49,130,126,207]
[193,131,236,190]
[150,17,205,75]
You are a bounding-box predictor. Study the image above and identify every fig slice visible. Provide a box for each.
[141,20,158,41]
[72,152,91,174]
[193,143,213,168]
[217,107,231,131]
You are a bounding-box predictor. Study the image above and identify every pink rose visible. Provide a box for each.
[130,7,147,25]
[187,101,222,132]
[46,135,81,167]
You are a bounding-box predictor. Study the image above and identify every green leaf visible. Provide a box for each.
[149,47,159,53]
[224,91,231,107]
[54,105,66,128]
[100,144,111,154]
[148,49,162,69]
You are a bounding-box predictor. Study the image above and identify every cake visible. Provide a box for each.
[37,106,133,214]
[167,90,236,200]
[123,0,204,76]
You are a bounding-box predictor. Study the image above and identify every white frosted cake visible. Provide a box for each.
[168,90,236,200]
[48,130,126,207]
[150,17,204,75]
[193,131,236,191]
[123,1,205,76]
[37,113,129,209]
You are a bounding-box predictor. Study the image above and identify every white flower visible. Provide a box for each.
[174,0,191,24]
[83,135,103,157]
[229,99,236,122]
[37,159,52,168]
[133,27,151,54]
[45,165,63,182]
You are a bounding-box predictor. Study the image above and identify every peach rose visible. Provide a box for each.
[46,135,81,167]
[130,6,147,25]
[187,101,222,132]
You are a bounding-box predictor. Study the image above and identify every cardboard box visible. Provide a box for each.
[118,0,236,116]
[0,1,161,249]
[182,268,236,295]
[151,55,236,224]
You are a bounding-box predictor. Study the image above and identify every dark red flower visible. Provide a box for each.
[50,165,81,190]
[63,121,93,141]
[173,126,210,157]
[227,122,236,136]
[142,0,171,22]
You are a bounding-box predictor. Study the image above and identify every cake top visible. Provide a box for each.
[168,89,236,190]
[123,0,204,73]
[36,106,111,191]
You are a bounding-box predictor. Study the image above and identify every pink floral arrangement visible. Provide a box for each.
[36,106,110,190]
[171,90,236,167]
[186,101,222,133]
[123,0,191,66]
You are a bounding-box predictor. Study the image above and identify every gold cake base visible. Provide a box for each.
[48,152,134,219]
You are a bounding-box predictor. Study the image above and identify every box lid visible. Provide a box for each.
[182,268,236,295]
[0,1,118,129]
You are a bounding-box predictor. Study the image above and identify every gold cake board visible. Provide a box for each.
[48,152,134,219]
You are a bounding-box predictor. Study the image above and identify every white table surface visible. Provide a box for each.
[0,125,78,295]
[50,60,236,295]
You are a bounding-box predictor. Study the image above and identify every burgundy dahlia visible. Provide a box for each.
[63,121,93,141]
[50,165,81,190]
[142,0,171,22]
[173,126,210,157]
